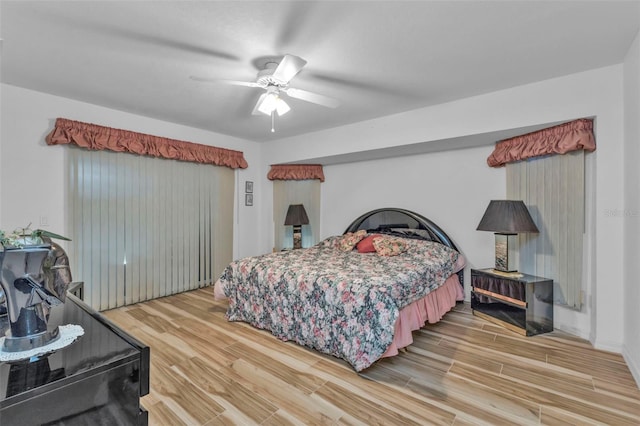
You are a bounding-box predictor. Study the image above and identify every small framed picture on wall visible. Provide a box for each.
[245,181,253,193]
[245,193,253,206]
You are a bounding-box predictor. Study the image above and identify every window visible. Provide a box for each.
[68,147,234,311]
[506,150,585,309]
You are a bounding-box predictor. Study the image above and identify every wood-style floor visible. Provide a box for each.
[103,287,640,425]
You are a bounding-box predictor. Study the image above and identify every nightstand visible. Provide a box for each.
[471,268,554,336]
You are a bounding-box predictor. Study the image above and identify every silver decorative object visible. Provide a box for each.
[0,246,63,352]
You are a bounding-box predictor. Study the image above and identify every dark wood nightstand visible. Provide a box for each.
[471,268,554,336]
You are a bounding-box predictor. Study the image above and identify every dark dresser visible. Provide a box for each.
[471,268,554,336]
[0,285,149,425]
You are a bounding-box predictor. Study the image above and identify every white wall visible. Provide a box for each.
[0,84,263,260]
[0,42,3,229]
[320,145,503,298]
[623,30,640,385]
[0,26,3,229]
[263,65,625,351]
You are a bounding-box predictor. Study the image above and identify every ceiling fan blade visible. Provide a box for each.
[221,80,262,88]
[189,76,261,88]
[284,88,340,108]
[271,54,307,83]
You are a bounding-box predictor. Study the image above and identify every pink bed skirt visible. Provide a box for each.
[381,274,464,358]
[213,273,464,359]
[214,280,226,300]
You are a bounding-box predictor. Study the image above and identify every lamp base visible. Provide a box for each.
[292,226,302,250]
[494,233,518,273]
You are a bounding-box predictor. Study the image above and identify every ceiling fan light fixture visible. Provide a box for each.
[275,98,290,116]
[257,92,277,115]
[257,91,290,116]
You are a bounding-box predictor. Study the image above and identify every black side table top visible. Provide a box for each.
[472,268,552,284]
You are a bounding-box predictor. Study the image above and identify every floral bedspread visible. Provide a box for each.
[217,236,460,371]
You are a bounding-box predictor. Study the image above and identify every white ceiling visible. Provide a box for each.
[1,1,639,143]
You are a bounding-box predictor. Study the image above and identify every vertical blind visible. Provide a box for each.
[273,180,321,250]
[68,146,234,311]
[506,150,585,310]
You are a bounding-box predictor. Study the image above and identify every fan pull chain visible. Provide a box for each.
[271,111,275,132]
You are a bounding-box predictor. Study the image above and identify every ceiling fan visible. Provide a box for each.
[191,54,340,123]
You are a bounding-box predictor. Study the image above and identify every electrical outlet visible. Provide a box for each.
[39,216,49,227]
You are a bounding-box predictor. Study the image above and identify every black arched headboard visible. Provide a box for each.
[344,208,464,288]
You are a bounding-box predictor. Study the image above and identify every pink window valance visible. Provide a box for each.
[487,118,596,168]
[267,164,325,182]
[45,118,248,169]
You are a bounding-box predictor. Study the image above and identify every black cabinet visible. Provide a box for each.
[0,286,149,425]
[471,268,553,336]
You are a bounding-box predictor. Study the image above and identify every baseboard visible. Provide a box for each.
[554,323,590,341]
[592,339,623,353]
[623,345,640,389]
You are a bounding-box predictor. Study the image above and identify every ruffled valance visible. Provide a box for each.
[487,118,595,168]
[45,118,248,169]
[267,164,325,182]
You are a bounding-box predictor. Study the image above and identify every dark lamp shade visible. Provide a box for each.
[476,200,539,234]
[284,204,309,226]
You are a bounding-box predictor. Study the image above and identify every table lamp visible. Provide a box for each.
[284,204,309,249]
[476,200,539,272]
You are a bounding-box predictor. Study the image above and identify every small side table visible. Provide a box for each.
[471,268,554,336]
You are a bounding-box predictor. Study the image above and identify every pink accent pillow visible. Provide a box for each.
[338,230,367,251]
[357,234,382,253]
[373,237,408,256]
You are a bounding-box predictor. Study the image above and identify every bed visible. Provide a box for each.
[214,208,465,371]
